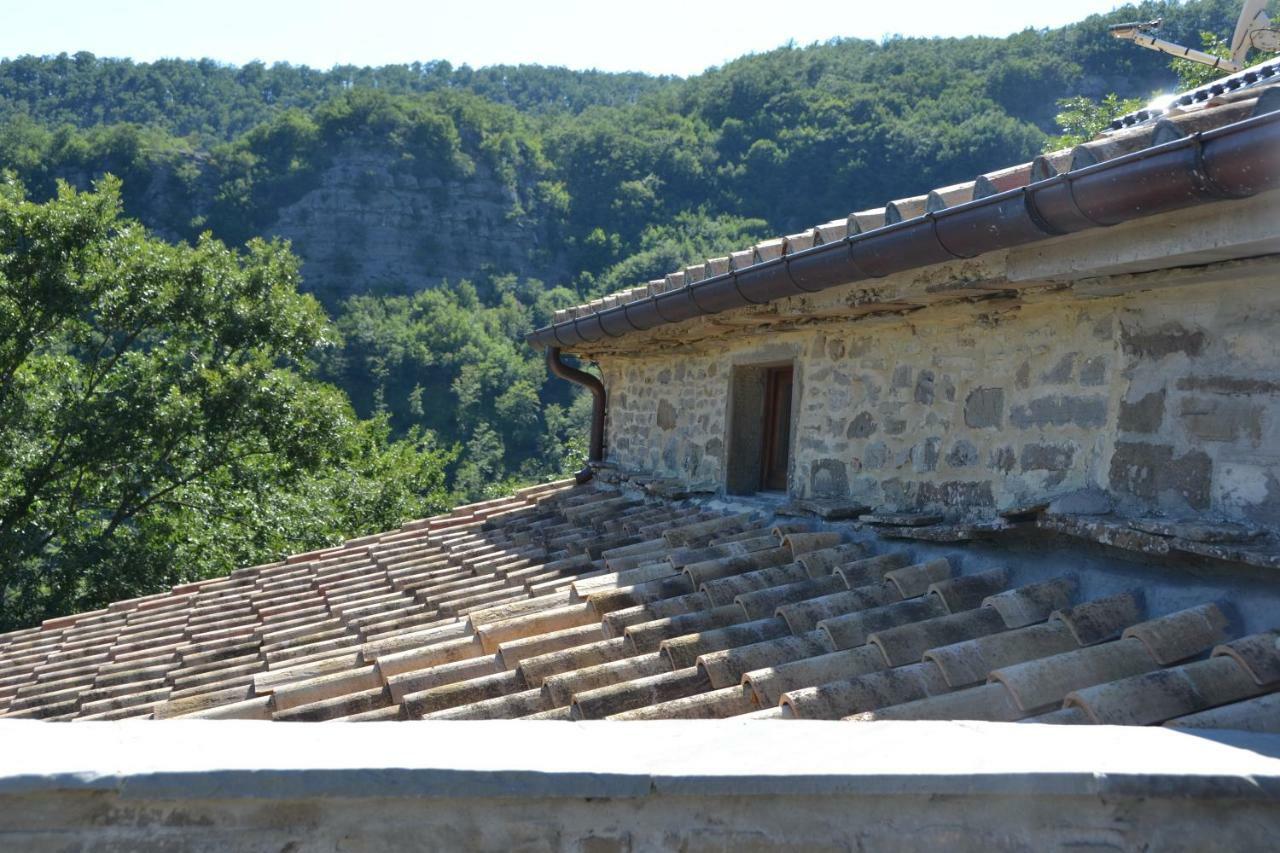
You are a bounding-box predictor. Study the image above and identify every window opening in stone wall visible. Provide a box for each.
[726,362,794,495]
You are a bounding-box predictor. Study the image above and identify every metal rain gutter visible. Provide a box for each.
[545,346,606,483]
[526,109,1280,353]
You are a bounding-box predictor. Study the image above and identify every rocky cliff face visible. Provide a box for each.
[264,146,568,304]
[52,143,568,305]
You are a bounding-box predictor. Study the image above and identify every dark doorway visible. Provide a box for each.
[760,366,794,492]
[726,362,795,496]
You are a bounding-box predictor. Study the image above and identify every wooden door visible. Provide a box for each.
[760,366,793,492]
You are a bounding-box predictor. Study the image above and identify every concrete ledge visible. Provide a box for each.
[2,719,1279,801]
[4,721,1280,851]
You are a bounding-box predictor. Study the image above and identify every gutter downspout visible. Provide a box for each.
[546,346,606,484]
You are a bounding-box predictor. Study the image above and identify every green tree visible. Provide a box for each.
[1171,29,1280,90]
[1171,31,1238,88]
[1042,93,1145,151]
[0,176,452,629]
[452,422,510,499]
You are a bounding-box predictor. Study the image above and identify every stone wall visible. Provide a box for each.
[600,270,1280,526]
[606,356,730,488]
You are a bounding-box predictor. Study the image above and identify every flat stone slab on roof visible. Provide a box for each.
[2,719,1279,801]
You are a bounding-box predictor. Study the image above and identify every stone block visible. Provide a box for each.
[1176,376,1280,395]
[1127,518,1262,543]
[1178,397,1262,444]
[946,440,979,468]
[917,480,996,508]
[1041,353,1076,384]
[989,446,1017,473]
[912,438,941,473]
[810,459,849,498]
[656,400,677,431]
[1020,443,1076,472]
[964,388,1004,429]
[1109,442,1167,501]
[1079,356,1108,386]
[1121,322,1206,359]
[1010,395,1107,429]
[941,374,956,402]
[1118,389,1165,434]
[1109,442,1212,510]
[914,370,935,404]
[1015,361,1030,389]
[781,499,872,520]
[882,478,995,510]
[863,442,889,470]
[847,412,877,439]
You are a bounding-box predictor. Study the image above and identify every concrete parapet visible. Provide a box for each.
[1,720,1278,850]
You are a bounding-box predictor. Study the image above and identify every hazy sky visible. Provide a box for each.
[3,0,1131,76]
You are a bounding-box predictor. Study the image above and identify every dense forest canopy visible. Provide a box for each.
[0,2,1247,245]
[0,177,457,628]
[0,0,1266,626]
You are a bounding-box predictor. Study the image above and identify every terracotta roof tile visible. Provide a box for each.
[813,218,849,244]
[1063,651,1270,725]
[1165,691,1280,732]
[883,193,928,224]
[1,481,1274,730]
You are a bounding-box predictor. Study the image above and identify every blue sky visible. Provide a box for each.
[3,0,1131,76]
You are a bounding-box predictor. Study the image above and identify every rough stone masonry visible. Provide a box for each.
[594,195,1280,528]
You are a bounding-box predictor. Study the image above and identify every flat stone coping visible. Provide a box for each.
[1,720,1278,801]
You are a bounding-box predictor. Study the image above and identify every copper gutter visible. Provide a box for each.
[526,109,1280,352]
[545,346,606,483]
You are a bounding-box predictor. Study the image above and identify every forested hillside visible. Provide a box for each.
[0,0,1250,507]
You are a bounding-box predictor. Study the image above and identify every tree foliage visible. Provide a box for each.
[1170,28,1280,89]
[1042,93,1147,150]
[0,176,453,629]
[321,277,587,489]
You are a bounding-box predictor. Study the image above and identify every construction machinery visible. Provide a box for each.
[1110,0,1278,74]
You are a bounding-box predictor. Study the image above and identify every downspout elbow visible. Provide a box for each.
[546,346,606,484]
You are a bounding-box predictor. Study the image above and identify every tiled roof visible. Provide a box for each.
[3,483,1276,729]
[532,59,1280,350]
[1108,59,1280,129]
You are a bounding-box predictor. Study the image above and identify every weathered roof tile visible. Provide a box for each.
[0,480,1269,731]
